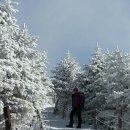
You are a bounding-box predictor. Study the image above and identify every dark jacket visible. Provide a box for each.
[72,92,82,108]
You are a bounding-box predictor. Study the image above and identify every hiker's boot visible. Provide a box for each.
[66,124,73,128]
[76,125,81,128]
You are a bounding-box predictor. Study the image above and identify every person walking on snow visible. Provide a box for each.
[66,87,85,128]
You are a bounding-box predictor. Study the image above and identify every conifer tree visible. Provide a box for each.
[102,48,127,105]
[51,51,80,91]
[77,44,106,109]
[98,48,130,129]
[0,0,51,126]
[51,51,80,116]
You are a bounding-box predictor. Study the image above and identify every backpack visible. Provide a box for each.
[79,92,85,108]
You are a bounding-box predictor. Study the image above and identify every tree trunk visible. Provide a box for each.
[3,106,12,130]
[53,98,59,114]
[62,100,67,118]
[118,109,122,130]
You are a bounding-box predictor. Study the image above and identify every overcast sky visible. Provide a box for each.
[16,0,130,75]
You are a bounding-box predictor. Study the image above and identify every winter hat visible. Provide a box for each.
[73,87,78,92]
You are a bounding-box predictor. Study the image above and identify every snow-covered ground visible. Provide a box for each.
[1,105,99,130]
[42,105,93,130]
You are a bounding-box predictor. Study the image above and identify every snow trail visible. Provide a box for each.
[42,106,93,130]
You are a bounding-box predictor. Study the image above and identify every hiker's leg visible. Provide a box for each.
[77,107,82,127]
[69,108,77,126]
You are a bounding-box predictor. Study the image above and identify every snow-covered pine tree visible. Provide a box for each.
[122,53,130,116]
[74,44,107,125]
[29,48,53,109]
[51,51,80,91]
[77,44,106,110]
[0,0,51,127]
[98,47,129,129]
[114,53,130,130]
[102,48,126,104]
[13,24,52,120]
[0,0,21,114]
[51,51,81,117]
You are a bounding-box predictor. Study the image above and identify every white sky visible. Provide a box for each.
[16,0,130,75]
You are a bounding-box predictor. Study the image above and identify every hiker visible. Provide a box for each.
[66,87,85,128]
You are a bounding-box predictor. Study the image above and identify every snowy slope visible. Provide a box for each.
[42,105,93,130]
